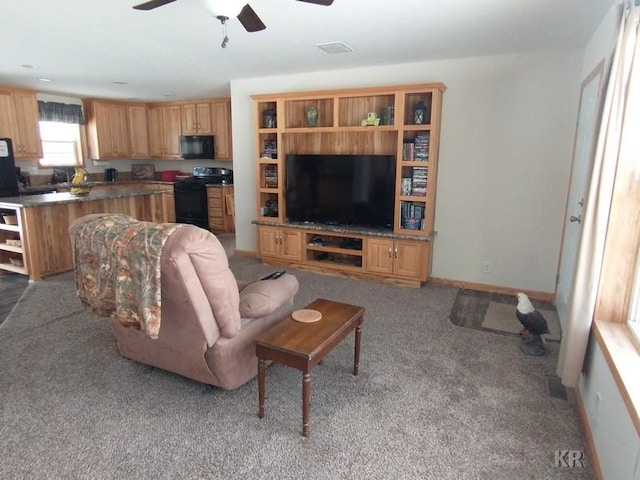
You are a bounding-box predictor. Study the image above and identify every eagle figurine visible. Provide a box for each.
[515,292,549,356]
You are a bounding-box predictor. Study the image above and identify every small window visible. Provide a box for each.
[39,121,82,167]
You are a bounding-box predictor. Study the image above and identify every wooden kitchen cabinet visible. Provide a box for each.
[257,226,302,262]
[0,88,42,159]
[210,100,232,160]
[207,185,234,233]
[138,183,175,222]
[127,104,150,157]
[181,102,212,135]
[366,238,427,280]
[148,105,182,158]
[84,100,131,159]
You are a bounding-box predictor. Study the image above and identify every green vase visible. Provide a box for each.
[306,106,319,127]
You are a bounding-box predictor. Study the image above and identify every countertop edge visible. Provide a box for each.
[251,219,432,242]
[0,188,169,208]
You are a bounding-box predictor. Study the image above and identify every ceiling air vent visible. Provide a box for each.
[314,41,353,54]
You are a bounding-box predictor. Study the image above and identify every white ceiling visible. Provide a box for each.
[2,0,613,102]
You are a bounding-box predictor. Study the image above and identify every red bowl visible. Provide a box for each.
[159,170,182,182]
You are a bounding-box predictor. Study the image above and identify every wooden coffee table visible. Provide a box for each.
[255,298,365,437]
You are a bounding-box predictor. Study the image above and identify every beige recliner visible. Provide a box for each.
[69,214,299,390]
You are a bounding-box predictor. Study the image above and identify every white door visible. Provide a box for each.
[555,63,604,328]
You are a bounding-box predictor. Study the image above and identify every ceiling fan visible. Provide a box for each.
[132,0,334,34]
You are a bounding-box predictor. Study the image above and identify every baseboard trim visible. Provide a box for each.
[234,249,256,257]
[428,277,555,303]
[575,387,603,479]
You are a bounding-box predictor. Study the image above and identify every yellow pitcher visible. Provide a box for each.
[70,167,90,196]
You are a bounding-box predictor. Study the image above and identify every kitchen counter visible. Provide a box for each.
[0,188,171,208]
[0,188,169,281]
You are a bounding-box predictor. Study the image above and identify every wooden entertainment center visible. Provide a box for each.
[252,83,445,287]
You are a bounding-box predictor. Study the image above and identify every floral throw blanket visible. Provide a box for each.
[73,215,185,339]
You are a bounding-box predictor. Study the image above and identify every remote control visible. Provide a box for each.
[260,270,285,281]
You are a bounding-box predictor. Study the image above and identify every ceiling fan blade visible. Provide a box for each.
[132,0,178,11]
[237,4,266,32]
[296,0,334,5]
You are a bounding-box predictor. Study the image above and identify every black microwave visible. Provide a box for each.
[179,135,214,160]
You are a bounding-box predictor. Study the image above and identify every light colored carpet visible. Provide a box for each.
[0,257,593,479]
[482,302,562,341]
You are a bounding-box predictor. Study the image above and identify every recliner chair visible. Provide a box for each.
[69,213,299,390]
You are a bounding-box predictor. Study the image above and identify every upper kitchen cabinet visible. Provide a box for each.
[210,99,232,160]
[84,100,131,159]
[127,104,150,158]
[148,104,182,158]
[181,102,212,135]
[0,88,42,159]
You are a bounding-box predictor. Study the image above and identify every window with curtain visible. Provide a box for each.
[37,101,85,167]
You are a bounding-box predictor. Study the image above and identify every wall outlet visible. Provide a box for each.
[482,260,492,273]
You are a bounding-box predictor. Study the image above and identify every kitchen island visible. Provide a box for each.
[0,188,170,282]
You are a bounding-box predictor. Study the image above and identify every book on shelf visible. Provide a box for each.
[402,139,415,161]
[410,166,428,196]
[401,177,412,195]
[263,165,278,188]
[400,201,426,230]
[414,132,430,161]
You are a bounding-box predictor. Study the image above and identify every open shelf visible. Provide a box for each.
[0,207,28,277]
[338,94,395,127]
[285,98,334,129]
[0,242,23,254]
[304,232,364,270]
[0,262,27,275]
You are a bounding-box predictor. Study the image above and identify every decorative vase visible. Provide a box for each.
[305,106,319,127]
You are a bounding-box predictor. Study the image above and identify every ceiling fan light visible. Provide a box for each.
[204,0,245,19]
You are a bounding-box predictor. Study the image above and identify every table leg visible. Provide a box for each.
[258,357,266,419]
[354,322,362,375]
[302,372,311,437]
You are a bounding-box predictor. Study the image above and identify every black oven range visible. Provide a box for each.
[174,167,233,229]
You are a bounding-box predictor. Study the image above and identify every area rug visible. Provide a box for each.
[483,301,561,341]
[449,288,560,341]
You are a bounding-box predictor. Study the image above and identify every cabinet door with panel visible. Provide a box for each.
[0,89,42,159]
[11,91,43,158]
[210,100,232,160]
[258,226,302,261]
[109,103,131,158]
[181,102,212,135]
[0,91,16,141]
[85,100,131,159]
[127,104,150,157]
[148,105,182,158]
[366,238,426,280]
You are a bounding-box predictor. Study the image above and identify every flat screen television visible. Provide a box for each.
[286,153,396,230]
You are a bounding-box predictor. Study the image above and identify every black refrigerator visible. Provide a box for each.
[0,138,19,198]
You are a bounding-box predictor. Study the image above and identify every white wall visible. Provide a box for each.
[230,49,582,293]
[577,2,640,478]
